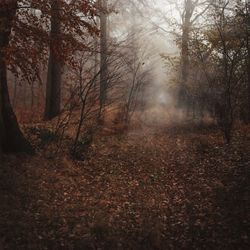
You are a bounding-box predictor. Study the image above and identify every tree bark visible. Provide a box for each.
[246,2,250,123]
[99,0,108,112]
[178,0,194,108]
[181,0,193,86]
[0,62,4,155]
[44,0,62,120]
[0,1,33,153]
[247,46,250,123]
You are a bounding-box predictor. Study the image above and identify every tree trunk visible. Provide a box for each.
[181,24,190,87]
[246,2,250,123]
[99,0,108,112]
[0,66,4,155]
[178,0,193,108]
[0,1,33,153]
[247,49,250,123]
[44,0,62,120]
[12,75,17,108]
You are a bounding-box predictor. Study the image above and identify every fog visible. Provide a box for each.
[108,0,181,125]
[1,1,250,248]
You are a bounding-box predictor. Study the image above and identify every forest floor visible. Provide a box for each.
[0,122,250,250]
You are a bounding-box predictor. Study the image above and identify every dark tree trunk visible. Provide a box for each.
[99,0,108,112]
[247,7,250,123]
[94,35,99,85]
[0,1,33,153]
[0,64,3,155]
[247,51,250,123]
[44,0,62,120]
[12,76,17,108]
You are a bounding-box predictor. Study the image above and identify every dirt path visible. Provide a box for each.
[1,125,250,249]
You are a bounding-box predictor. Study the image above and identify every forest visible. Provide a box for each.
[0,0,250,249]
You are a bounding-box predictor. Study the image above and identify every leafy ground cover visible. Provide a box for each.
[0,123,250,250]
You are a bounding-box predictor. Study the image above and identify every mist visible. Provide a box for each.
[1,1,250,249]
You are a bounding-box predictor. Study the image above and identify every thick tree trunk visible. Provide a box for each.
[0,1,33,153]
[247,3,250,123]
[0,68,4,155]
[243,1,250,123]
[247,51,250,123]
[12,75,17,108]
[44,0,62,120]
[99,0,108,112]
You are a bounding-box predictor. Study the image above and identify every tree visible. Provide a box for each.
[188,0,247,142]
[0,0,33,153]
[44,0,62,120]
[178,0,212,108]
[236,0,250,123]
[2,0,98,122]
[143,0,212,110]
[99,0,109,115]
